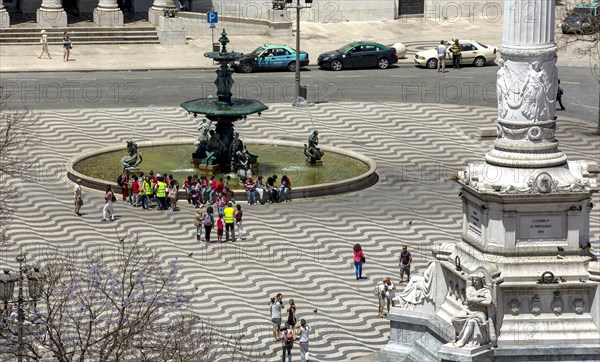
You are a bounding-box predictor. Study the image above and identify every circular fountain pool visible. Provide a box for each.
[68,139,377,200]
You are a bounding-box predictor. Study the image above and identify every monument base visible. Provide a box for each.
[438,343,493,362]
[0,10,9,28]
[36,8,67,27]
[191,159,220,173]
[93,7,124,27]
[147,6,163,25]
[157,15,186,45]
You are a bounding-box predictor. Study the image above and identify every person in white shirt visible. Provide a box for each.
[436,40,448,73]
[270,293,284,341]
[384,277,396,313]
[38,30,51,59]
[296,319,312,362]
[377,279,387,317]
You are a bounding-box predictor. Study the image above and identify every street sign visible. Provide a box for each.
[207,11,218,24]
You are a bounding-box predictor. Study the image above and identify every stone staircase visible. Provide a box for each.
[0,22,159,45]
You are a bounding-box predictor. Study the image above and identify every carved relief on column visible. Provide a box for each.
[496,47,558,124]
[486,44,567,168]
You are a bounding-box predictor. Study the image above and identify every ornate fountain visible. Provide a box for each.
[180,30,268,173]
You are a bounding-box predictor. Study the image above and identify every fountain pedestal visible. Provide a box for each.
[181,30,268,175]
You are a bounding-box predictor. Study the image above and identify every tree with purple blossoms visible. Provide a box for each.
[0,233,262,361]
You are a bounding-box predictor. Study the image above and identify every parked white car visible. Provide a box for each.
[414,40,497,69]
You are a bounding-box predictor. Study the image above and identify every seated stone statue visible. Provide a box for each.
[121,139,142,170]
[451,272,496,348]
[304,130,324,163]
[397,261,435,310]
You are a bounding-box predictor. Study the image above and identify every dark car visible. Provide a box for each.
[561,2,600,34]
[317,41,398,71]
[232,44,309,73]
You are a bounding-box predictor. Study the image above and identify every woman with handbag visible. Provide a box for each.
[353,243,365,280]
[63,31,71,62]
[102,185,116,222]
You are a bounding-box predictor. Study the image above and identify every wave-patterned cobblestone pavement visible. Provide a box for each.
[2,102,599,361]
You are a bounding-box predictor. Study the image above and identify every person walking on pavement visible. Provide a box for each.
[296,319,311,362]
[557,79,565,110]
[270,293,284,341]
[353,243,365,280]
[436,40,448,73]
[73,178,83,216]
[38,30,51,59]
[63,31,71,61]
[281,322,295,362]
[223,201,236,241]
[450,39,461,69]
[102,185,116,221]
[399,245,412,283]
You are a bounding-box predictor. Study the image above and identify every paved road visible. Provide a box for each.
[1,65,598,125]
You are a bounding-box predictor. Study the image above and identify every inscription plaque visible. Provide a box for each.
[517,215,564,241]
[467,204,482,237]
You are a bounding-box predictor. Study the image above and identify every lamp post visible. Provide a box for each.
[282,0,313,106]
[0,253,44,362]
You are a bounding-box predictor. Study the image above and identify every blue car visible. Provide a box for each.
[233,44,309,73]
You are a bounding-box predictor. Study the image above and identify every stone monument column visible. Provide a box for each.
[486,0,564,168]
[0,0,9,28]
[36,0,67,27]
[379,1,600,361]
[93,0,124,27]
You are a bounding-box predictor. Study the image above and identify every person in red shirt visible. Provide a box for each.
[353,243,365,280]
[132,175,140,207]
[216,214,224,242]
[216,177,224,195]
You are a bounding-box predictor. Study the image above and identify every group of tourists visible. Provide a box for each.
[183,173,292,207]
[117,170,180,212]
[373,245,412,317]
[270,293,312,362]
[194,201,243,242]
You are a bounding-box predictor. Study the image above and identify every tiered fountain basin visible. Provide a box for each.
[67,139,377,200]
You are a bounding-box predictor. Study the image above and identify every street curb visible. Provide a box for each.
[0,61,418,74]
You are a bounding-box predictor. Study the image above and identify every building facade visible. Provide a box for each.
[0,0,502,28]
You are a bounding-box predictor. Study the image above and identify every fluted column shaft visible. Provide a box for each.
[486,0,565,168]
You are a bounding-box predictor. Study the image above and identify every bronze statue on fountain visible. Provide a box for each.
[181,29,268,172]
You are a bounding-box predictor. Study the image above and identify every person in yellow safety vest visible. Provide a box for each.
[143,176,153,209]
[223,201,236,241]
[156,176,168,210]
